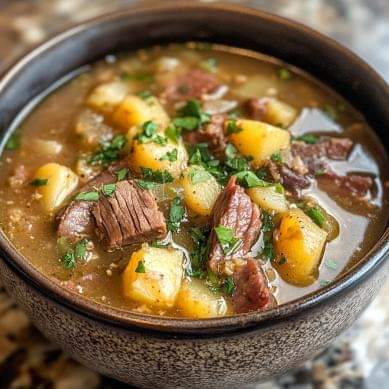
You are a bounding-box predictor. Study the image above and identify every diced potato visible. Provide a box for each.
[247,185,289,213]
[86,81,129,113]
[122,244,184,308]
[257,97,297,128]
[177,278,228,318]
[273,208,327,286]
[75,109,113,147]
[130,138,188,179]
[32,139,62,155]
[181,165,221,216]
[33,163,79,212]
[229,119,290,167]
[113,95,169,129]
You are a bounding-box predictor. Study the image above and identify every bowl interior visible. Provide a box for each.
[0,2,388,334]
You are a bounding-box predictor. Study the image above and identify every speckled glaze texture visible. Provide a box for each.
[0,258,387,388]
[0,4,388,388]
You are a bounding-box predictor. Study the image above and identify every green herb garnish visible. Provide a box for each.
[226,119,241,135]
[101,183,116,197]
[5,132,20,151]
[135,260,146,273]
[62,251,76,270]
[326,259,337,270]
[214,225,241,255]
[278,67,292,80]
[292,134,320,144]
[30,178,48,187]
[74,239,88,261]
[87,134,127,166]
[160,149,178,162]
[136,121,167,145]
[75,191,100,201]
[165,124,181,143]
[305,207,325,227]
[261,212,274,233]
[115,167,129,181]
[141,167,173,184]
[261,236,275,261]
[323,104,338,121]
[167,197,185,233]
[234,171,272,188]
[135,180,156,190]
[223,276,235,296]
[189,169,211,184]
[271,151,282,163]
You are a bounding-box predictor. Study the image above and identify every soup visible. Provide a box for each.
[0,43,387,318]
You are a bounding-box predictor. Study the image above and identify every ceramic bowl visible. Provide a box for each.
[0,3,388,388]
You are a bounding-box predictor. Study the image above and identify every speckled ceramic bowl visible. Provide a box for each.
[0,3,388,388]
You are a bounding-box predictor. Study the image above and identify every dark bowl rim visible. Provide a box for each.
[0,1,388,336]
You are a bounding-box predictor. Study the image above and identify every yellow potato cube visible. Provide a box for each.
[257,97,297,128]
[131,138,188,179]
[247,185,289,213]
[33,163,79,212]
[177,278,228,318]
[273,208,327,286]
[122,244,184,308]
[113,95,169,129]
[181,166,221,216]
[86,81,129,113]
[228,119,290,167]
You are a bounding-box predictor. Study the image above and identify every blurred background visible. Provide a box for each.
[0,1,388,388]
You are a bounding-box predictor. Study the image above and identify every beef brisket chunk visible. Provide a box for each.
[92,180,166,250]
[245,97,269,121]
[232,258,273,314]
[183,114,227,159]
[162,69,219,102]
[57,161,128,240]
[208,176,261,272]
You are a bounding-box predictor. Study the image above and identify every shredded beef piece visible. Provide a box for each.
[162,69,219,102]
[245,97,269,121]
[318,173,374,199]
[92,180,166,250]
[57,161,128,241]
[208,176,261,273]
[232,258,273,314]
[279,165,311,196]
[292,137,353,174]
[183,114,227,159]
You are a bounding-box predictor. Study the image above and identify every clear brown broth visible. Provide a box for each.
[0,43,387,317]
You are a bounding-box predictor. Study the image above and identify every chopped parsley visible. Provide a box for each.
[173,99,210,131]
[277,256,287,265]
[261,212,274,233]
[200,58,218,73]
[261,235,275,261]
[167,197,185,233]
[160,149,178,162]
[187,226,209,278]
[75,191,100,201]
[136,121,167,145]
[274,182,284,194]
[137,90,153,100]
[206,270,221,293]
[57,237,89,270]
[225,143,250,173]
[214,225,241,255]
[115,167,129,181]
[165,124,181,143]
[101,183,116,198]
[141,167,173,184]
[5,132,20,151]
[226,119,241,135]
[120,72,154,83]
[149,240,169,249]
[305,207,325,227]
[278,67,292,80]
[189,169,211,184]
[135,180,156,190]
[323,104,338,121]
[234,170,272,188]
[30,178,48,187]
[271,150,282,163]
[87,134,127,166]
[135,260,146,273]
[326,259,337,270]
[223,276,235,296]
[292,134,320,144]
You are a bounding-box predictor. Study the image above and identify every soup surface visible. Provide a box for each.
[0,43,387,318]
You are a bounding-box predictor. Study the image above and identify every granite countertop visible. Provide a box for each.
[0,1,388,388]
